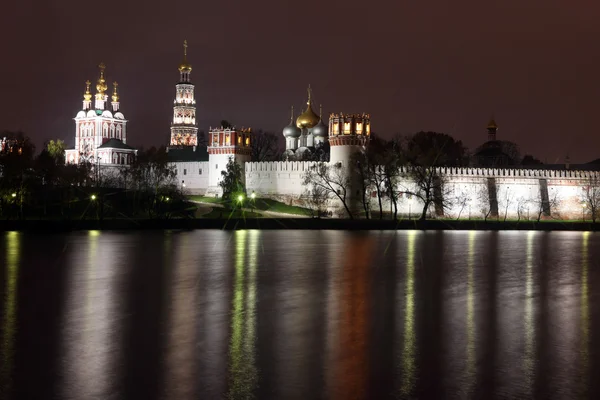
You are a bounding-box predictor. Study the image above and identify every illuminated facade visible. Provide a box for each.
[65,63,137,166]
[169,40,198,147]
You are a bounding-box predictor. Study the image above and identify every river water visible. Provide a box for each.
[0,230,598,399]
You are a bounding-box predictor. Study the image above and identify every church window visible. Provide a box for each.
[238,136,242,144]
[103,123,108,137]
[184,169,187,175]
[110,124,115,138]
[356,122,363,134]
[245,137,250,146]
[117,125,122,139]
[332,122,339,135]
[199,168,202,175]
[225,134,230,146]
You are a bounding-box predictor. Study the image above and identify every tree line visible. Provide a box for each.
[0,131,191,220]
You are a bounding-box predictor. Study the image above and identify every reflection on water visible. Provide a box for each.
[524,231,535,396]
[580,232,590,398]
[0,230,599,399]
[227,230,259,399]
[400,231,416,397]
[465,231,476,395]
[0,232,19,396]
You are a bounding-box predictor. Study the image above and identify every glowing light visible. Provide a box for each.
[400,231,416,397]
[11,193,16,198]
[90,194,97,200]
[237,195,244,203]
[0,232,20,395]
[165,197,170,201]
[250,192,256,199]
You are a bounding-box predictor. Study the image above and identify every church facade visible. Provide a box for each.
[65,63,137,166]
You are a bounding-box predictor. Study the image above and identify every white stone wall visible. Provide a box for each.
[173,158,599,219]
[172,161,209,195]
[245,161,318,197]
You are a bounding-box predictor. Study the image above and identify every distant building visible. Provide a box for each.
[65,63,137,166]
[471,118,517,167]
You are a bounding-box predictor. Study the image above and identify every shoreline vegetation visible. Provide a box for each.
[2,218,600,232]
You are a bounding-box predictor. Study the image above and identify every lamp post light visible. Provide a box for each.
[91,194,97,201]
[11,193,16,198]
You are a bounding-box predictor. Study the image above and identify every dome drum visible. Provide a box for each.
[329,113,371,137]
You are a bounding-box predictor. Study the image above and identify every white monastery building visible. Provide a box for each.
[65,41,600,220]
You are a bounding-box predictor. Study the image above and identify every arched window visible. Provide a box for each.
[116,125,122,139]
[110,124,115,138]
[103,123,108,137]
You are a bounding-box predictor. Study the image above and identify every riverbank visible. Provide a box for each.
[1,218,599,231]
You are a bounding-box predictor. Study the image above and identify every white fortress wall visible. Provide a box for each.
[172,161,209,194]
[245,161,318,202]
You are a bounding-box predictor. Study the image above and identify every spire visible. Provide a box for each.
[178,40,192,82]
[290,105,295,122]
[307,84,312,107]
[111,82,120,112]
[95,62,108,110]
[319,104,322,120]
[82,80,92,110]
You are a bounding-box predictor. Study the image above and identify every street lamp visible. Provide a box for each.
[250,192,256,200]
[91,194,97,201]
[237,194,244,203]
[11,193,16,198]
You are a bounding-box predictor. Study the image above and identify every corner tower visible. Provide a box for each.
[170,40,198,147]
[206,125,252,196]
[328,112,370,166]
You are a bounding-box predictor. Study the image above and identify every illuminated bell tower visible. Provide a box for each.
[169,40,198,147]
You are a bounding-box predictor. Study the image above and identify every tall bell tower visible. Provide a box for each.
[169,40,198,147]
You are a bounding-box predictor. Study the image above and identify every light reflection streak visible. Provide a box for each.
[227,230,258,399]
[163,233,197,399]
[400,231,416,397]
[0,232,20,396]
[465,231,476,394]
[580,232,589,397]
[62,230,121,398]
[523,231,535,396]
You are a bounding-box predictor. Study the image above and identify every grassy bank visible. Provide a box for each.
[188,196,311,216]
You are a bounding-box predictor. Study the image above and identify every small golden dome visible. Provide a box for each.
[487,117,497,130]
[178,40,192,72]
[296,86,319,129]
[96,63,108,95]
[83,80,92,102]
[111,82,119,103]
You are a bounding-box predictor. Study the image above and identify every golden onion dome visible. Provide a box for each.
[96,63,108,94]
[487,117,498,130]
[296,86,319,129]
[178,40,192,72]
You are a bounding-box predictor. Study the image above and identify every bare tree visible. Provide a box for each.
[515,196,528,221]
[351,151,372,219]
[529,188,561,222]
[582,174,600,222]
[497,187,514,222]
[302,185,329,217]
[401,131,466,220]
[302,162,354,219]
[454,188,471,220]
[251,130,281,162]
[477,183,493,221]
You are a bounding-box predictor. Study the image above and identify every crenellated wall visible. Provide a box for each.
[173,159,598,219]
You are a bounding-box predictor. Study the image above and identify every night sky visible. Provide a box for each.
[2,1,599,162]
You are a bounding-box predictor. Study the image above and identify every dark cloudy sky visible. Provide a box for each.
[1,0,599,162]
